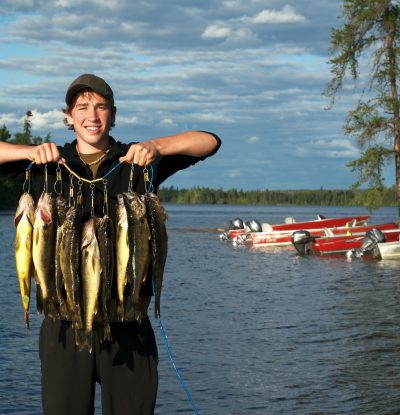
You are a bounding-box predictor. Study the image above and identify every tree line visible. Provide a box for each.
[0,180,396,210]
[157,186,396,207]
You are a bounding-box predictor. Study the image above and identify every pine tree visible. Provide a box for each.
[325,0,400,217]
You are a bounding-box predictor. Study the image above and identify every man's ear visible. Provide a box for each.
[66,111,74,126]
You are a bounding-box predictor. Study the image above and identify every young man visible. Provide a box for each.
[0,73,221,415]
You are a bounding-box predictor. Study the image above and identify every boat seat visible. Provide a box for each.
[346,219,357,228]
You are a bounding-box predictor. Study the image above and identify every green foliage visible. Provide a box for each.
[346,145,392,188]
[0,125,11,142]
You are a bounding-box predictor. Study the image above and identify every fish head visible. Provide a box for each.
[81,218,96,250]
[123,192,146,218]
[146,192,168,222]
[14,193,35,226]
[35,192,55,225]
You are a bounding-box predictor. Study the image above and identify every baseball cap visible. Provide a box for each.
[65,74,114,105]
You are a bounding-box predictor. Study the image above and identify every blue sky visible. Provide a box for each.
[0,0,394,190]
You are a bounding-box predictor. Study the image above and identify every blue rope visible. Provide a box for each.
[152,278,201,415]
[145,164,154,192]
[102,161,122,179]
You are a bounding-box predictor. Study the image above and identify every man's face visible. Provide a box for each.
[66,91,116,150]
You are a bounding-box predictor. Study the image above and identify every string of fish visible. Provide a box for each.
[19,161,140,349]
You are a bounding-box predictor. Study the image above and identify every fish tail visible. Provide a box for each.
[75,328,93,353]
[117,302,125,322]
[154,299,161,319]
[102,322,111,342]
[24,310,30,329]
[42,297,59,320]
[58,300,70,320]
[36,284,43,314]
[73,305,84,330]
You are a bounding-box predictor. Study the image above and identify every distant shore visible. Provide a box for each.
[1,184,397,209]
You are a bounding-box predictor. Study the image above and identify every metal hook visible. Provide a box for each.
[90,183,95,217]
[44,164,48,193]
[128,162,135,192]
[54,165,63,195]
[23,168,31,194]
[102,179,109,217]
[77,180,83,207]
[68,174,75,207]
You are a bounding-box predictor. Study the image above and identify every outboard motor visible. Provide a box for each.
[291,230,316,256]
[355,228,386,257]
[247,219,262,233]
[229,218,244,230]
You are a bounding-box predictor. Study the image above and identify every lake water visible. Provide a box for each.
[1,204,400,414]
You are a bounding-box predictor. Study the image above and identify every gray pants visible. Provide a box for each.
[39,317,158,415]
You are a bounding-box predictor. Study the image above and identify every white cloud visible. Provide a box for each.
[202,24,231,39]
[247,5,307,24]
[246,136,259,144]
[30,109,65,131]
[0,113,20,127]
[295,138,360,159]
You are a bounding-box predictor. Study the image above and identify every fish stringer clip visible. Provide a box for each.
[102,179,109,217]
[43,164,49,193]
[23,168,31,194]
[68,174,75,207]
[54,164,63,195]
[127,162,135,192]
[77,180,83,207]
[90,183,95,217]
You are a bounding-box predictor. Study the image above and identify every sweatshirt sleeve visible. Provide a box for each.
[152,132,221,188]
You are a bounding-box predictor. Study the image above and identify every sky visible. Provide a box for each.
[0,0,394,190]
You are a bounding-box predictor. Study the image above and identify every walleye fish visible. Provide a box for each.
[80,218,102,352]
[54,195,69,319]
[116,194,129,321]
[95,215,114,342]
[144,192,168,318]
[14,192,35,328]
[32,191,57,317]
[123,191,151,321]
[59,205,83,328]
